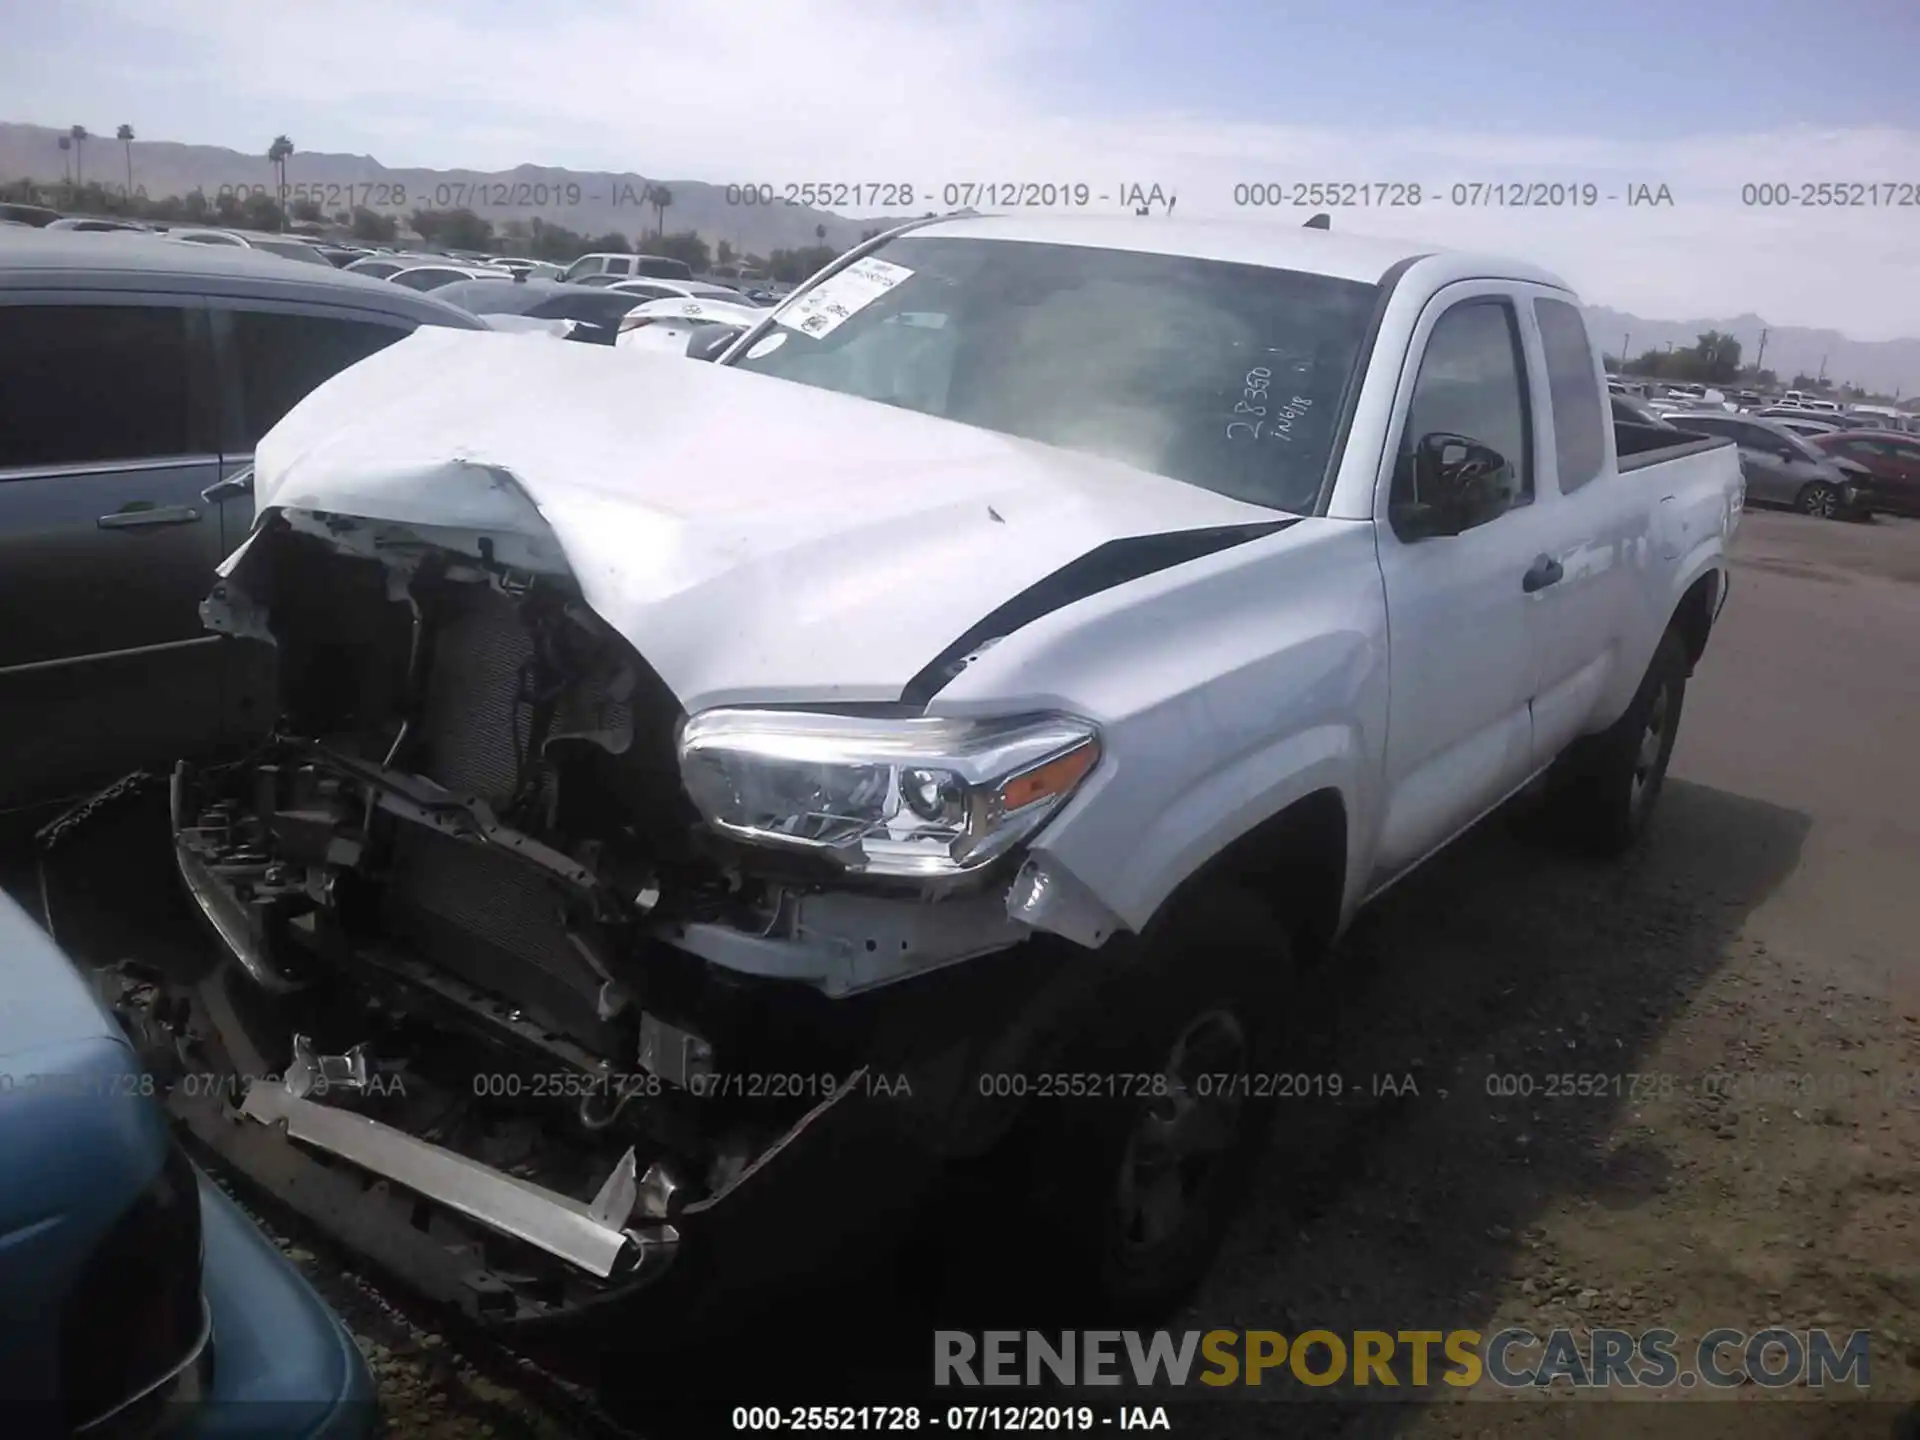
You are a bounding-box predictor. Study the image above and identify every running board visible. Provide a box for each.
[239,1084,677,1279]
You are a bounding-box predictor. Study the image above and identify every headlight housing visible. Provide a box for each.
[678,710,1101,879]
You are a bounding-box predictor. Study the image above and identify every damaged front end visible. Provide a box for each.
[154,503,1104,1344]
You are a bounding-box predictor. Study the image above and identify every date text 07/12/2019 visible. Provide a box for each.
[1230,181,1676,209]
[723,182,1177,212]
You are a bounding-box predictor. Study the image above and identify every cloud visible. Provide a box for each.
[13,0,1920,337]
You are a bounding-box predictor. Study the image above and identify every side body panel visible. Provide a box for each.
[934,518,1389,937]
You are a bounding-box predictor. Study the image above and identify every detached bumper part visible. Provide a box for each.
[171,762,310,996]
[238,1082,679,1281]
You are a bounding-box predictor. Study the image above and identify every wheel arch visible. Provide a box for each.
[1670,566,1722,672]
[1145,785,1349,967]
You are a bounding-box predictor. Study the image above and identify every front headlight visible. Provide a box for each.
[678,710,1101,878]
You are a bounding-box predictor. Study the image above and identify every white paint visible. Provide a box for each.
[244,325,1277,717]
[240,223,1742,949]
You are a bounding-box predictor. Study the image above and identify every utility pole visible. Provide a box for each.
[1620,332,1630,371]
[1817,353,1828,384]
[1754,328,1768,375]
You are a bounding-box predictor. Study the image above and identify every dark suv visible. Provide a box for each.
[0,231,485,811]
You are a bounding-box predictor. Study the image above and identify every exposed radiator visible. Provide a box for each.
[417,586,535,806]
[381,584,613,1044]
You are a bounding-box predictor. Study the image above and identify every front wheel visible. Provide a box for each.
[1540,628,1688,857]
[1010,887,1288,1321]
[1797,482,1842,519]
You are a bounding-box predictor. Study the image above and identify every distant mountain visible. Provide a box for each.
[1581,305,1920,400]
[0,122,907,258]
[8,121,1919,392]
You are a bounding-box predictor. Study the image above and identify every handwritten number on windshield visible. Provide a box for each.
[1228,369,1314,443]
[1226,367,1271,440]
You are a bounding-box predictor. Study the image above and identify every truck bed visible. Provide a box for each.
[1615,418,1736,473]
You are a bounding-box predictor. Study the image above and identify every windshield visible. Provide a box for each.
[727,235,1380,513]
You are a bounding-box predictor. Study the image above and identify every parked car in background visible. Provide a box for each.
[1775,418,1841,438]
[1670,410,1873,518]
[493,256,564,280]
[1612,392,1675,429]
[1808,429,1920,517]
[604,276,754,304]
[559,252,698,283]
[342,253,437,280]
[44,216,151,233]
[0,231,486,810]
[169,229,337,268]
[387,261,514,292]
[614,294,765,352]
[0,889,377,1437]
[431,276,649,343]
[0,202,63,226]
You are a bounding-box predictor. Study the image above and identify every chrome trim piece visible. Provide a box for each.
[98,503,203,529]
[170,764,310,995]
[0,453,225,483]
[239,1086,669,1279]
[0,633,224,679]
[75,1297,214,1435]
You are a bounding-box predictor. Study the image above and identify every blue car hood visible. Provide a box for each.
[0,891,122,1062]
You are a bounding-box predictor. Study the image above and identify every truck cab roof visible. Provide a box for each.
[906,213,1576,292]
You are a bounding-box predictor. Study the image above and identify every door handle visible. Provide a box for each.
[1522,555,1564,593]
[201,472,254,504]
[97,504,203,530]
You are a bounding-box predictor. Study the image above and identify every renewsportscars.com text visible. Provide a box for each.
[933,1328,1872,1391]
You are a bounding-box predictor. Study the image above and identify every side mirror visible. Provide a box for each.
[686,323,747,362]
[1392,432,1520,539]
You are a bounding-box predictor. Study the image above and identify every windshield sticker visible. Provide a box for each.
[776,257,915,339]
[746,333,788,359]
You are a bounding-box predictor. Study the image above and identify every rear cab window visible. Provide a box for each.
[1533,297,1606,493]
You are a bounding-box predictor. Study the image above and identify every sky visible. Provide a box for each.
[7,0,1920,337]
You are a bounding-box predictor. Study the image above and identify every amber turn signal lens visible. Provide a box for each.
[998,740,1100,813]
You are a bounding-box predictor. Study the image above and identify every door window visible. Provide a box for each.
[229,309,412,446]
[1533,298,1606,493]
[0,303,209,469]
[1393,299,1533,529]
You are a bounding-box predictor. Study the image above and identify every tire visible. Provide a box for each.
[1010,886,1289,1321]
[1797,482,1841,519]
[1541,627,1688,857]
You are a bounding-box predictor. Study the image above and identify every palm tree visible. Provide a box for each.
[648,183,672,239]
[815,223,826,243]
[267,135,295,227]
[56,134,71,186]
[69,125,89,186]
[116,124,135,195]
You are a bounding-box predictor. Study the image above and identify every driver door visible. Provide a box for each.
[1370,285,1561,885]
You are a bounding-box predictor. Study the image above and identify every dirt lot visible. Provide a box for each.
[10,507,1919,1438]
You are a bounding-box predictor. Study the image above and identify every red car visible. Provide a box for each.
[1808,429,1920,517]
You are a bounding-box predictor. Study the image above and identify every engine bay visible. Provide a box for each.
[157,514,1043,1327]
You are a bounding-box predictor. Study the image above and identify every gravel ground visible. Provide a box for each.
[9,506,1918,1438]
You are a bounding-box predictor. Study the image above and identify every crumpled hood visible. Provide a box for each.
[248,326,1287,712]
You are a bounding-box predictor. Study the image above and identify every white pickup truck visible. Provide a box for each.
[147,214,1742,1350]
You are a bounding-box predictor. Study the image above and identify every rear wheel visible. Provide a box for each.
[1540,628,1688,857]
[1012,886,1288,1320]
[1797,482,1841,519]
